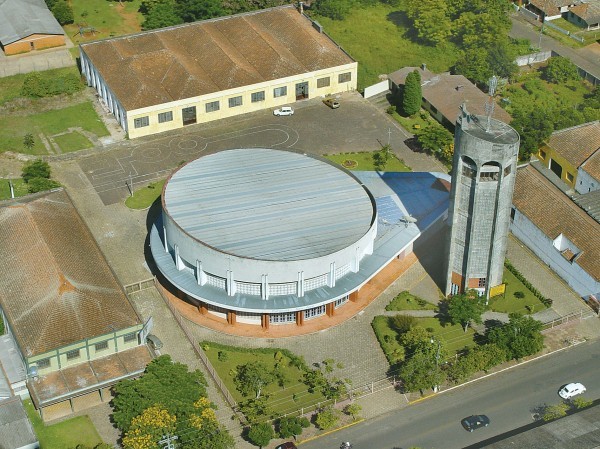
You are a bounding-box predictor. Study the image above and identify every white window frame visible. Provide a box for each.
[251,91,265,103]
[133,116,149,128]
[206,101,220,113]
[273,86,287,98]
[228,96,243,108]
[158,111,173,123]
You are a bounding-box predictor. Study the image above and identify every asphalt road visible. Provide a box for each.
[302,340,600,449]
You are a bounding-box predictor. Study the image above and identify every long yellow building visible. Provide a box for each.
[80,6,358,139]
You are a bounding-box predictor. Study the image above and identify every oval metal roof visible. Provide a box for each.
[163,149,375,261]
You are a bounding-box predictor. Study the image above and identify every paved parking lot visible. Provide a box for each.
[76,92,446,205]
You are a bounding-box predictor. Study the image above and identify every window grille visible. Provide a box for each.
[66,349,80,360]
[251,91,265,102]
[317,77,330,88]
[304,305,325,320]
[338,72,351,83]
[206,101,220,113]
[133,116,149,128]
[124,332,137,343]
[206,274,226,290]
[304,274,328,291]
[270,312,296,324]
[95,341,109,351]
[236,281,261,296]
[273,86,287,98]
[158,111,173,123]
[269,282,297,296]
[228,96,242,108]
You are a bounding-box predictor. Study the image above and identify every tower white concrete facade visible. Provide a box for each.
[445,106,520,299]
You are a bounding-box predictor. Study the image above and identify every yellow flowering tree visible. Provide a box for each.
[122,406,177,449]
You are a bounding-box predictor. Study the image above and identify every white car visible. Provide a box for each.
[273,106,294,116]
[559,382,586,399]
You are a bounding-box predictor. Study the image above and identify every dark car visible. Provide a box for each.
[461,415,490,432]
[274,443,297,449]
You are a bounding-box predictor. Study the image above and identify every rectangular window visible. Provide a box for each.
[123,332,137,343]
[228,96,242,108]
[478,278,486,288]
[317,77,330,88]
[251,91,265,103]
[66,349,80,360]
[566,172,574,182]
[158,111,173,123]
[133,116,149,128]
[539,149,547,160]
[205,101,220,113]
[273,86,287,98]
[503,165,512,177]
[36,358,50,368]
[338,72,351,83]
[95,341,109,351]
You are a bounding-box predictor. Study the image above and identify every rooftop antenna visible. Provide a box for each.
[485,75,498,132]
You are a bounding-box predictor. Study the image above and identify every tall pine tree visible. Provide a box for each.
[402,70,422,116]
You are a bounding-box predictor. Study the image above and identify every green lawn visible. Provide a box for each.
[65,0,143,45]
[0,178,29,200]
[314,4,460,90]
[390,110,433,135]
[125,179,166,209]
[23,399,104,449]
[416,317,478,356]
[324,151,411,171]
[0,102,108,155]
[202,343,325,417]
[489,269,546,315]
[372,315,405,365]
[0,67,82,105]
[53,131,94,153]
[386,291,437,311]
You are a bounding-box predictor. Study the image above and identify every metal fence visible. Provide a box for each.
[543,20,585,43]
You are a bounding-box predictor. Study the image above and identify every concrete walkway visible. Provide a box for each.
[0,36,76,78]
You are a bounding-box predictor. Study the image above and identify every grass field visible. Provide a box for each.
[125,179,166,209]
[23,399,104,449]
[386,291,437,311]
[314,4,460,90]
[202,343,326,417]
[324,151,411,171]
[0,102,108,154]
[53,130,94,153]
[0,67,82,105]
[489,269,546,315]
[0,178,29,200]
[65,0,143,45]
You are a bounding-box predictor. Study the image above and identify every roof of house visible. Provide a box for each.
[529,0,576,14]
[573,189,600,223]
[80,6,355,111]
[388,67,512,126]
[0,397,38,449]
[569,0,600,23]
[546,121,600,169]
[0,0,64,46]
[513,165,600,282]
[580,148,600,182]
[0,190,141,358]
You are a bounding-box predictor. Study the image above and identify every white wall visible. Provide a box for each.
[576,167,599,194]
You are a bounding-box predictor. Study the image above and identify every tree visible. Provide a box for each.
[406,0,452,46]
[390,314,416,334]
[446,290,485,332]
[247,422,274,448]
[238,397,270,425]
[486,313,544,360]
[27,177,61,193]
[399,350,446,393]
[373,145,391,171]
[315,406,340,430]
[402,70,422,116]
[175,0,225,22]
[542,402,569,421]
[22,159,51,182]
[23,133,35,151]
[51,0,74,25]
[122,406,177,449]
[416,124,453,155]
[277,416,304,439]
[543,57,580,84]
[344,403,362,420]
[510,108,554,160]
[142,1,183,30]
[235,361,274,399]
[314,0,353,20]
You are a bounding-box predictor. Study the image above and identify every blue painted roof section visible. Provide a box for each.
[152,171,450,313]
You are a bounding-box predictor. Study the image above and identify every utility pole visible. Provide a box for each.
[387,127,391,146]
[159,433,178,449]
[430,338,441,392]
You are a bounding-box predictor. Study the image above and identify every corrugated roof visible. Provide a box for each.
[573,189,600,223]
[163,149,375,261]
[0,397,38,448]
[80,6,355,111]
[570,1,600,23]
[513,165,600,281]
[388,67,512,125]
[547,121,600,169]
[0,0,64,46]
[0,190,141,357]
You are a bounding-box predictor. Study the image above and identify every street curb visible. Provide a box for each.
[298,418,365,445]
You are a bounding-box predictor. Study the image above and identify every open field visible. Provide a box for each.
[0,67,82,105]
[0,178,29,200]
[386,291,437,311]
[125,179,166,209]
[324,151,411,171]
[489,269,547,315]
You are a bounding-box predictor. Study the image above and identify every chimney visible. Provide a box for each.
[299,1,304,14]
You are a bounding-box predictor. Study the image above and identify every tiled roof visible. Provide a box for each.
[388,67,511,125]
[529,0,576,13]
[0,0,64,46]
[569,1,600,23]
[513,165,600,281]
[580,145,600,182]
[547,121,600,169]
[0,190,141,357]
[80,6,355,111]
[573,189,600,223]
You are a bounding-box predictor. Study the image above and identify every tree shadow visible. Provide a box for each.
[386,11,418,41]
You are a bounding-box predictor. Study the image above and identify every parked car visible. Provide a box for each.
[146,334,163,350]
[461,415,490,432]
[323,97,340,109]
[274,443,297,449]
[559,382,586,399]
[273,106,294,116]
